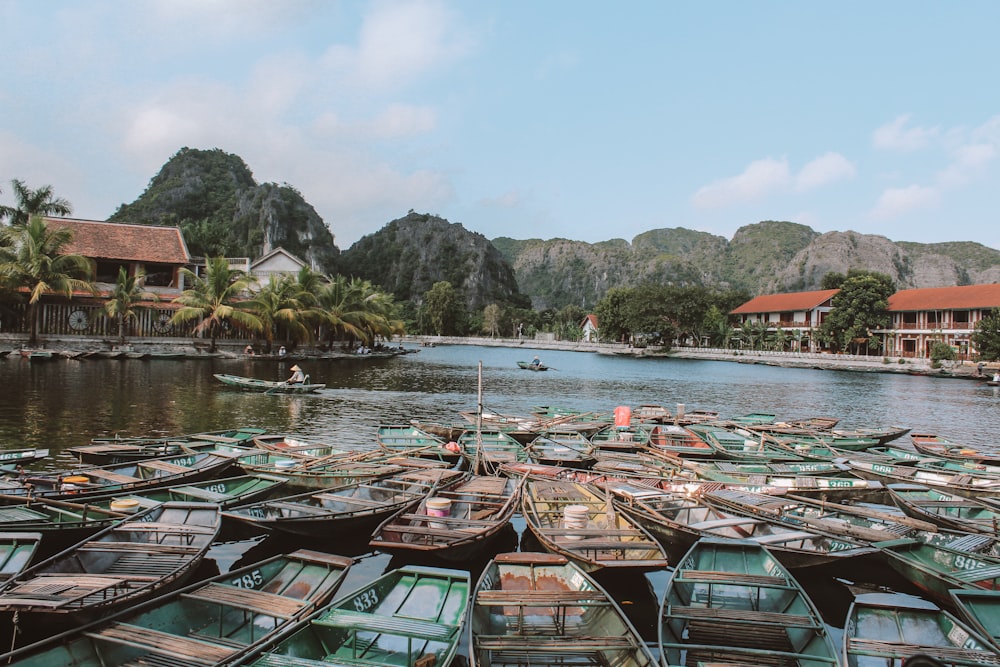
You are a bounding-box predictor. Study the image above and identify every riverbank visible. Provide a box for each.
[402,334,996,380]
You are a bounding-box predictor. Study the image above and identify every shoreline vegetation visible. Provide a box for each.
[1,332,993,381]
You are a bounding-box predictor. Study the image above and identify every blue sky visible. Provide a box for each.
[2,1,999,251]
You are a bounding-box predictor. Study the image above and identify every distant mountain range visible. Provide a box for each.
[109,148,1000,311]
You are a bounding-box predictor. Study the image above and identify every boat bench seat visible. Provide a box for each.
[85,622,234,666]
[674,570,792,588]
[264,501,336,516]
[183,582,307,619]
[847,638,1000,665]
[315,609,458,641]
[751,531,817,545]
[476,635,636,651]
[82,469,142,483]
[0,574,142,607]
[138,460,192,474]
[688,517,763,530]
[954,564,1000,581]
[476,590,610,606]
[561,539,661,551]
[114,522,216,535]
[253,655,400,667]
[667,605,819,628]
[170,486,230,502]
[77,540,200,554]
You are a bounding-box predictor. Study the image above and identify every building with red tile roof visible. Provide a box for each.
[581,313,599,342]
[730,289,838,352]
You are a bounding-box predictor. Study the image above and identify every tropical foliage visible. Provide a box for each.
[170,257,262,351]
[817,270,895,353]
[0,179,72,227]
[972,308,1000,361]
[0,216,94,345]
[104,267,158,343]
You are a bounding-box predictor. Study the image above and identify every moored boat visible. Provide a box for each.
[243,564,470,667]
[911,432,1000,465]
[950,588,1000,650]
[213,373,326,393]
[875,536,1000,606]
[659,536,840,667]
[0,501,220,631]
[470,551,656,667]
[844,592,1000,667]
[888,483,1000,534]
[370,474,520,562]
[0,532,42,584]
[520,479,669,572]
[0,549,353,664]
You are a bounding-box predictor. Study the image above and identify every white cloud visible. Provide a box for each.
[869,185,940,219]
[937,142,996,187]
[795,152,856,191]
[691,157,791,208]
[873,114,938,151]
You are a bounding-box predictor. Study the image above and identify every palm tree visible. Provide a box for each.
[0,215,94,345]
[170,257,262,351]
[0,179,72,226]
[104,267,158,344]
[248,272,316,352]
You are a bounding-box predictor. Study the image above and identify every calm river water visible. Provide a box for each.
[2,344,999,649]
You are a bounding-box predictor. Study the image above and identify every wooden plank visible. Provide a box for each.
[138,460,191,474]
[668,605,818,628]
[314,609,457,641]
[182,582,306,619]
[85,623,233,665]
[475,589,610,605]
[847,638,1000,665]
[675,570,790,587]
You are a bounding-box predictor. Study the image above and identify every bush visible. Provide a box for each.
[929,340,958,363]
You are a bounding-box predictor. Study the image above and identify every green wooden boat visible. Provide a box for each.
[0,549,353,664]
[0,532,42,584]
[0,447,49,468]
[845,593,1000,667]
[645,423,716,458]
[659,537,839,667]
[888,483,1000,534]
[686,423,805,462]
[71,427,266,465]
[875,536,1000,606]
[516,360,549,371]
[376,424,461,464]
[951,589,1000,651]
[214,373,326,393]
[912,432,1000,465]
[526,431,597,469]
[245,564,470,667]
[845,458,1000,497]
[0,496,129,559]
[470,551,656,667]
[458,429,529,475]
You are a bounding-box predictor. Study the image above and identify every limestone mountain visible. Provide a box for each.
[336,211,529,312]
[109,147,340,273]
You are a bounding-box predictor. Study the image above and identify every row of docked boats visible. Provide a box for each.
[1,408,1000,664]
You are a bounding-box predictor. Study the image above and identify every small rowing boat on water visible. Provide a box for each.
[875,536,1000,606]
[521,479,669,572]
[844,592,1000,667]
[888,483,1000,534]
[0,448,49,469]
[659,537,840,667]
[213,373,326,393]
[0,532,42,585]
[951,589,1000,651]
[516,360,549,371]
[911,432,1000,465]
[370,474,521,562]
[0,549,354,665]
[243,565,470,667]
[470,551,657,667]
[70,427,266,465]
[0,501,219,632]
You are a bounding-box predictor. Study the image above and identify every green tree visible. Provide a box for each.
[171,257,262,351]
[594,287,633,343]
[818,271,895,353]
[820,272,847,290]
[0,216,94,345]
[482,303,502,338]
[703,306,733,348]
[972,308,1000,361]
[248,273,316,351]
[421,281,464,336]
[0,180,72,227]
[104,267,158,344]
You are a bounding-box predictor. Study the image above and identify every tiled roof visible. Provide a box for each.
[43,217,190,264]
[730,289,839,315]
[581,313,599,328]
[889,284,1000,311]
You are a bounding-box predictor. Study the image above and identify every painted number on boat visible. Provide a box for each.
[953,554,989,571]
[203,483,228,494]
[352,588,380,612]
[232,569,264,589]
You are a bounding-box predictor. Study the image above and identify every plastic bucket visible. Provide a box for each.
[110,498,141,514]
[274,460,297,470]
[562,504,590,540]
[426,497,452,529]
[675,403,686,419]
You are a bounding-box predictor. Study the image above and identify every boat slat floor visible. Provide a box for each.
[947,533,995,552]
[315,608,458,641]
[679,646,802,667]
[847,638,1000,665]
[0,574,145,608]
[476,635,636,651]
[674,570,791,588]
[476,590,610,606]
[103,551,191,576]
[85,622,234,666]
[77,541,200,555]
[182,582,306,618]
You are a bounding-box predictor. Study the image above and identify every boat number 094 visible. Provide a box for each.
[232,569,264,589]
[353,589,380,611]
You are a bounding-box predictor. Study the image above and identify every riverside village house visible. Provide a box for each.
[730,284,1000,360]
[0,216,308,345]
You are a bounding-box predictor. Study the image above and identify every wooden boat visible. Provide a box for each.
[845,458,1000,497]
[702,487,943,544]
[888,483,1000,534]
[659,537,840,667]
[236,448,420,490]
[686,423,805,462]
[93,472,289,508]
[0,495,130,558]
[950,589,1000,650]
[768,431,881,452]
[70,427,267,465]
[726,411,778,426]
[0,549,354,664]
[517,360,549,371]
[459,429,529,474]
[470,551,657,667]
[8,451,238,501]
[213,373,326,393]
[0,532,42,584]
[844,592,1000,667]
[875,537,1000,606]
[683,458,851,480]
[525,431,597,469]
[376,424,462,464]
[831,425,910,445]
[591,451,684,479]
[603,479,875,569]
[243,564,470,667]
[645,423,715,458]
[520,479,669,572]
[223,468,466,537]
[588,423,650,453]
[0,448,49,468]
[370,475,520,562]
[409,419,466,442]
[0,501,220,628]
[911,432,1000,465]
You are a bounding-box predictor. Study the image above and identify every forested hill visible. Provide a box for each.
[104,147,1000,311]
[109,147,340,273]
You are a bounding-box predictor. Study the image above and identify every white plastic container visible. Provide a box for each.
[562,504,590,540]
[426,497,452,529]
